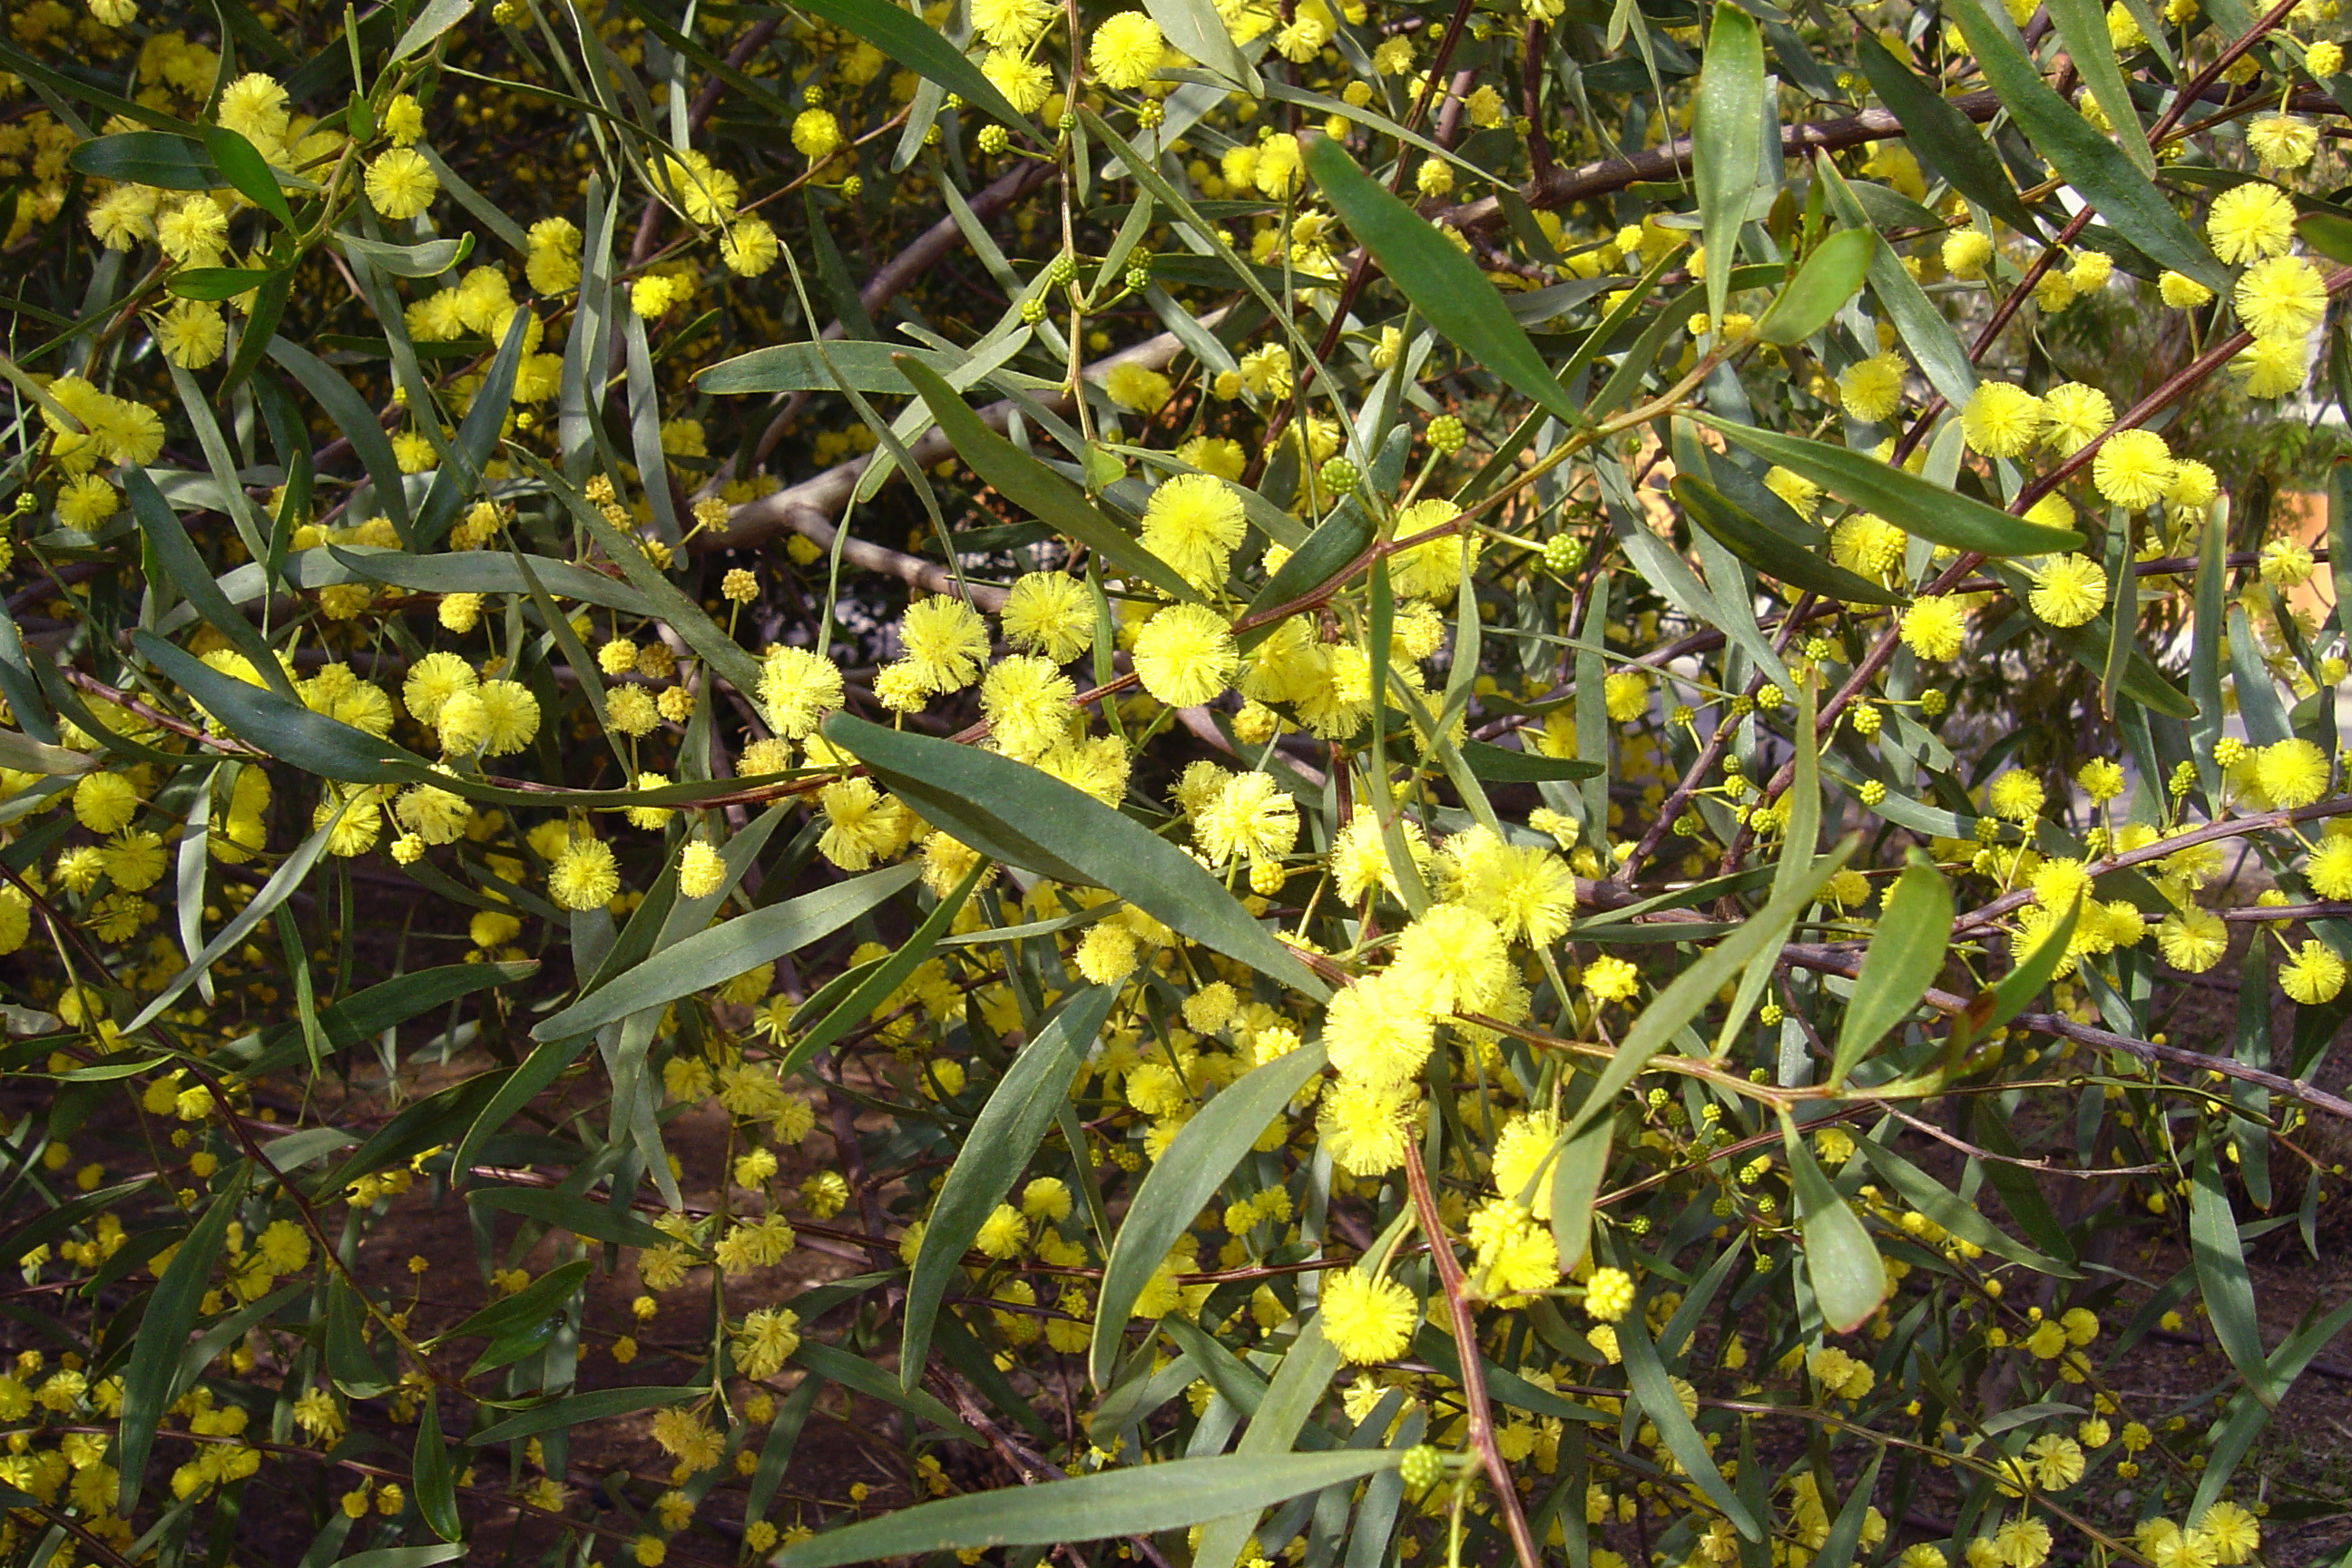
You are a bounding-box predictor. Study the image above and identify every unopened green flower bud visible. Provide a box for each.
[1398,1446,1445,1488]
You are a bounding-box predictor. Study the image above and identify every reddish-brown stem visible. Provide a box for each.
[1401,1139,1543,1568]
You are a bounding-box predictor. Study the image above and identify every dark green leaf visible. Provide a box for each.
[1615,1304,1762,1539]
[2190,1143,2277,1406]
[1692,1,1766,329]
[1695,416,2083,557]
[2333,459,2352,655]
[119,1163,250,1511]
[123,469,297,699]
[1672,475,1908,605]
[413,1397,461,1543]
[167,267,279,302]
[134,630,427,784]
[1850,1136,2076,1274]
[2298,211,2352,266]
[268,337,413,537]
[771,1450,1397,1568]
[1302,138,1583,427]
[430,1259,592,1346]
[532,864,921,1041]
[201,124,298,230]
[791,1340,977,1441]
[391,0,472,58]
[1751,228,1874,345]
[904,985,1117,1386]
[1829,855,1952,1086]
[335,231,471,278]
[416,308,529,546]
[1783,1123,1887,1332]
[233,962,533,1079]
[328,1548,464,1568]
[68,131,221,189]
[2043,0,2154,174]
[1240,503,1376,650]
[790,0,1029,127]
[1851,32,2042,235]
[1548,1116,1612,1272]
[1950,0,2226,289]
[471,1384,711,1447]
[1976,893,2080,1036]
[699,341,961,396]
[1457,739,1603,782]
[896,355,1200,603]
[778,859,982,1078]
[326,1275,396,1397]
[328,544,657,618]
[1090,1043,1328,1385]
[830,715,1328,999]
[468,1187,671,1250]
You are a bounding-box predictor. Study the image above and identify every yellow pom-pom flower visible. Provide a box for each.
[1088,12,1166,89]
[1132,603,1239,708]
[2090,427,2173,511]
[2027,554,2107,628]
[2280,939,2348,1004]
[1318,1269,1418,1364]
[2206,182,2296,264]
[364,149,439,220]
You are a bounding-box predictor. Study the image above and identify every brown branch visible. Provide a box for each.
[1400,1139,1542,1568]
[1776,941,2352,1122]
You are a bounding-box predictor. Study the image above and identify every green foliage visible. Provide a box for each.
[2,0,2351,1563]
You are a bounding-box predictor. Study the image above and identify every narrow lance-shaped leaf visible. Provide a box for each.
[2190,1142,2278,1406]
[1967,893,2081,1042]
[2043,0,2156,175]
[1782,1117,1888,1332]
[779,858,985,1078]
[1191,1317,1347,1568]
[532,864,923,1041]
[412,1397,462,1543]
[201,124,297,230]
[1300,136,1584,428]
[771,1450,1398,1568]
[1950,0,2227,290]
[1692,1,1765,330]
[119,1163,252,1511]
[427,1259,593,1347]
[67,131,223,189]
[790,0,1030,127]
[699,341,963,396]
[467,1187,672,1250]
[895,355,1201,603]
[829,714,1328,999]
[1090,1042,1330,1386]
[135,631,429,784]
[903,985,1118,1387]
[1694,416,2084,557]
[1614,1299,1764,1539]
[1672,475,1906,605]
[1850,31,2042,235]
[1548,1116,1612,1272]
[1829,853,1953,1087]
[472,1385,713,1448]
[1563,837,1856,1140]
[1751,229,1873,347]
